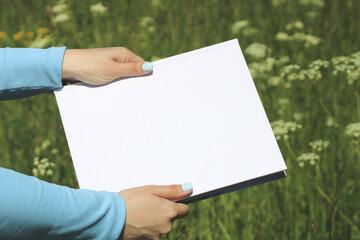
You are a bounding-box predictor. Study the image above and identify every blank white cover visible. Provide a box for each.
[55,39,286,198]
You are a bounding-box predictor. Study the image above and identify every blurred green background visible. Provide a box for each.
[0,0,359,239]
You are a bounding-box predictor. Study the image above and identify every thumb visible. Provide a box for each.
[151,183,193,201]
[115,61,153,78]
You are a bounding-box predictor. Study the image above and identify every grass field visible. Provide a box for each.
[0,0,360,239]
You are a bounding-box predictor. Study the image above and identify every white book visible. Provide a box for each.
[55,39,286,203]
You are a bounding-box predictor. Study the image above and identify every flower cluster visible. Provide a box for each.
[280,59,330,87]
[276,32,321,48]
[90,2,109,17]
[271,119,302,140]
[297,139,330,167]
[245,42,269,60]
[345,122,360,139]
[248,57,276,79]
[285,21,304,31]
[231,20,249,36]
[140,16,156,33]
[52,0,70,24]
[326,116,338,128]
[248,54,288,82]
[0,31,6,41]
[32,139,58,178]
[11,31,35,43]
[138,16,156,50]
[309,139,330,152]
[331,52,360,85]
[293,112,305,122]
[280,64,305,88]
[297,153,320,167]
[32,158,55,177]
[231,20,258,37]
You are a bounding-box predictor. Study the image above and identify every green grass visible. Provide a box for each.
[0,0,359,239]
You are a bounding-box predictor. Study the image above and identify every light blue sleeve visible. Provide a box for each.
[0,47,127,239]
[0,47,65,100]
[0,167,126,239]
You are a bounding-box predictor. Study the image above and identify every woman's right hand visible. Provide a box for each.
[119,184,193,240]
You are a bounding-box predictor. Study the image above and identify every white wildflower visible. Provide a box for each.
[148,26,156,34]
[271,119,302,140]
[39,169,46,176]
[279,56,290,64]
[280,64,306,87]
[297,153,320,167]
[306,11,317,19]
[249,58,275,79]
[231,20,249,35]
[245,42,268,60]
[32,156,55,178]
[32,169,39,177]
[242,27,258,37]
[53,13,70,24]
[275,32,290,41]
[278,98,290,107]
[345,123,360,139]
[332,52,360,85]
[140,16,154,28]
[151,0,161,8]
[34,147,41,156]
[51,148,59,155]
[33,157,39,166]
[268,76,282,86]
[52,3,68,14]
[309,59,330,69]
[40,158,49,164]
[90,2,109,17]
[293,112,304,122]
[326,116,338,127]
[292,32,321,47]
[276,31,321,47]
[286,21,304,31]
[303,34,321,47]
[29,37,52,48]
[309,139,330,152]
[46,169,54,176]
[41,139,51,150]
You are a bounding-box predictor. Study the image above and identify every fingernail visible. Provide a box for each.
[142,62,153,71]
[181,182,193,191]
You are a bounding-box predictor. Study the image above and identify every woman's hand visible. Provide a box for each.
[119,184,193,240]
[62,47,152,85]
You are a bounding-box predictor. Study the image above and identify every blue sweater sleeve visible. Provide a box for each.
[0,47,127,239]
[0,167,126,239]
[0,47,65,100]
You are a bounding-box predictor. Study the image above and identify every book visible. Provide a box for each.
[55,39,287,203]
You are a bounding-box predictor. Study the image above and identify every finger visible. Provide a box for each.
[111,47,144,63]
[115,61,153,77]
[124,49,145,62]
[151,183,193,201]
[173,203,190,220]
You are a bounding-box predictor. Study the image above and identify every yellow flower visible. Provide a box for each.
[37,28,49,35]
[0,31,6,41]
[26,31,35,38]
[17,31,25,38]
[13,33,21,41]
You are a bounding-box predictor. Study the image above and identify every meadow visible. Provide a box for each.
[0,0,359,239]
